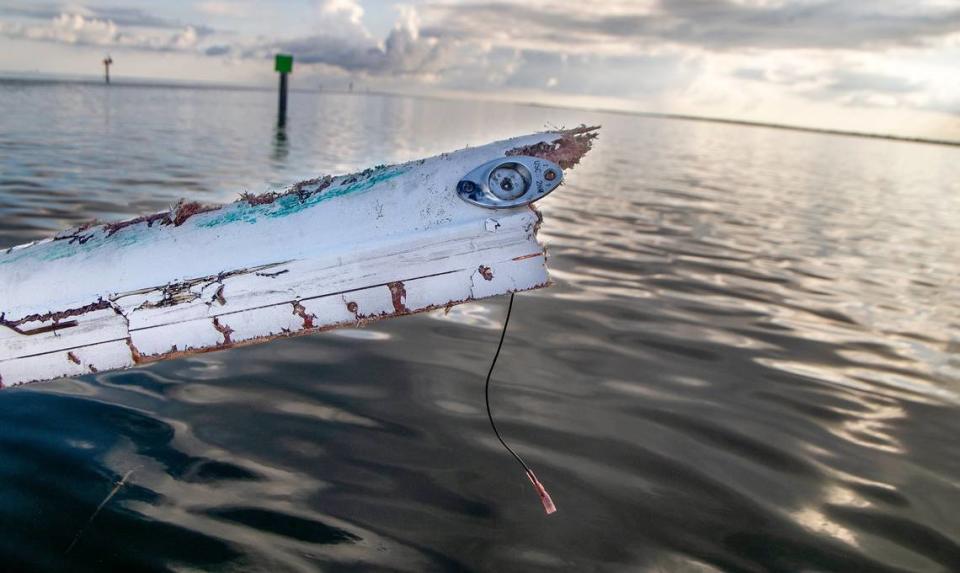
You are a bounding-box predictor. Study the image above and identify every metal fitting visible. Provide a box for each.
[457,156,564,209]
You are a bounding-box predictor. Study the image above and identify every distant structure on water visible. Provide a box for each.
[103,55,113,84]
[274,53,293,126]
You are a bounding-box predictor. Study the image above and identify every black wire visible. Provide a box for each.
[484,292,534,475]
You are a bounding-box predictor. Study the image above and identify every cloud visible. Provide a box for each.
[0,0,957,130]
[729,58,948,116]
[438,47,698,98]
[0,2,211,32]
[204,44,231,56]
[0,12,210,52]
[7,1,960,78]
[319,0,364,27]
[652,0,960,50]
[820,70,924,95]
[250,4,449,76]
[20,13,119,46]
[799,69,931,110]
[0,1,448,76]
[196,2,247,18]
[414,0,960,54]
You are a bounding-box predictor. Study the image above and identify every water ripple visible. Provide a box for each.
[0,80,958,571]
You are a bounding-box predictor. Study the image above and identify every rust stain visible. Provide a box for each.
[212,317,234,345]
[131,265,285,311]
[3,281,553,387]
[240,173,337,206]
[0,299,111,332]
[134,344,210,365]
[126,315,373,365]
[54,221,100,245]
[256,269,289,278]
[126,338,144,364]
[4,319,78,336]
[293,175,333,203]
[529,204,544,235]
[104,211,172,237]
[512,252,543,262]
[212,285,227,306]
[104,200,217,237]
[0,128,586,386]
[506,125,599,170]
[292,301,316,329]
[240,191,279,206]
[171,200,217,227]
[50,161,404,244]
[139,285,201,310]
[387,281,409,313]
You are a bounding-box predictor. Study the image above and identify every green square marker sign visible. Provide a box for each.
[275,54,293,73]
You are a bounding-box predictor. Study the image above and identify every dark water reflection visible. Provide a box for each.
[1,79,959,572]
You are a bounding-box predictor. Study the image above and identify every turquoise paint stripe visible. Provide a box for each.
[200,165,409,229]
[0,166,410,266]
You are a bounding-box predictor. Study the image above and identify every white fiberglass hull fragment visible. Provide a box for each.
[0,127,598,388]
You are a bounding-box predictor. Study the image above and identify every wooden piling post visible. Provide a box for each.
[103,56,113,84]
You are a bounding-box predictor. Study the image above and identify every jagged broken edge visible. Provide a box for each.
[20,126,600,248]
[0,127,599,385]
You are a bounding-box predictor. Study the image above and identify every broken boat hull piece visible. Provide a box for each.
[0,127,598,388]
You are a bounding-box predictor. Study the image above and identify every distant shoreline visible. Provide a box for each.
[2,73,958,149]
[588,108,960,149]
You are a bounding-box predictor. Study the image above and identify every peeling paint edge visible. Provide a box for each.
[506,125,600,170]
[121,279,549,368]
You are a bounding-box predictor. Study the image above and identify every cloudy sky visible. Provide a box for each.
[1,0,959,140]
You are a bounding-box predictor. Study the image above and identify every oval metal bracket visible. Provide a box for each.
[457,156,563,209]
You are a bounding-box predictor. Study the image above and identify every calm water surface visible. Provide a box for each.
[1,79,959,572]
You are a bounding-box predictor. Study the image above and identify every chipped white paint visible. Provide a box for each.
[0,128,597,387]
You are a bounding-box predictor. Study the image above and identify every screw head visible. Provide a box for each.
[457,180,477,195]
[544,169,557,181]
[489,166,528,200]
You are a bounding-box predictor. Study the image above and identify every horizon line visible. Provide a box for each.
[2,71,958,149]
